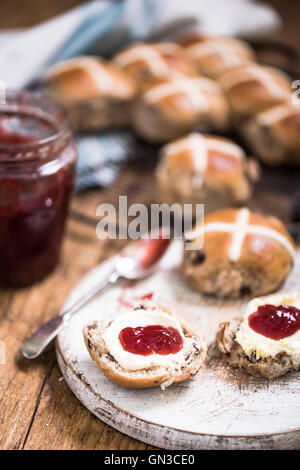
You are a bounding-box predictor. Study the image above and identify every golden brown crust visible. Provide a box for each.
[83,310,207,389]
[113,42,196,91]
[242,102,300,166]
[182,208,295,298]
[132,77,230,143]
[45,56,136,102]
[182,35,255,79]
[219,65,291,120]
[216,320,300,379]
[156,134,260,209]
[44,56,137,131]
[216,319,241,354]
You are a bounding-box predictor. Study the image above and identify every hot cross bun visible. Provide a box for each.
[182,208,296,298]
[113,42,196,91]
[217,292,300,379]
[181,34,255,79]
[132,75,230,143]
[241,102,300,166]
[44,56,137,131]
[157,133,260,212]
[219,64,291,121]
[83,302,207,389]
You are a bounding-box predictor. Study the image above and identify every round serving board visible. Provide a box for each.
[56,241,300,450]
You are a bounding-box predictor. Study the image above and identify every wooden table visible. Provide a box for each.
[0,187,157,450]
[0,0,299,451]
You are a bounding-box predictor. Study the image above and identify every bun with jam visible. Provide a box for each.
[83,302,207,389]
[216,292,300,379]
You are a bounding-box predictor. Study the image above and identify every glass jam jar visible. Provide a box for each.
[0,91,77,287]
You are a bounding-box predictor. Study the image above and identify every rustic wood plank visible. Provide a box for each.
[0,195,154,449]
[23,358,155,450]
[0,0,83,28]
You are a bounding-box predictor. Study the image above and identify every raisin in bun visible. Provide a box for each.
[181,34,255,79]
[156,133,259,212]
[83,302,207,389]
[113,42,196,91]
[44,56,136,131]
[216,292,300,379]
[182,208,296,299]
[241,102,300,167]
[132,75,230,143]
[219,64,291,121]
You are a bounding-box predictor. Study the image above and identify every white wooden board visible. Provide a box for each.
[56,241,300,449]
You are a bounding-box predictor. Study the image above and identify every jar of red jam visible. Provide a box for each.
[0,90,77,287]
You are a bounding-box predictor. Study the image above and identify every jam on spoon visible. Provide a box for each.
[248,304,300,340]
[119,325,184,356]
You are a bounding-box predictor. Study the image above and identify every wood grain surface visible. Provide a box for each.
[0,0,299,451]
[0,184,155,450]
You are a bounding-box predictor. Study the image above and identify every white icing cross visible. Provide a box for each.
[257,104,299,125]
[164,133,244,177]
[114,44,170,77]
[203,208,296,262]
[144,77,219,110]
[221,65,289,100]
[164,134,208,176]
[187,41,242,68]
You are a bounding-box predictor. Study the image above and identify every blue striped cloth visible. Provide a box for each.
[50,1,157,193]
[75,131,134,192]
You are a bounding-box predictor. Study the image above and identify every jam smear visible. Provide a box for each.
[118,287,154,308]
[248,304,300,340]
[119,325,184,356]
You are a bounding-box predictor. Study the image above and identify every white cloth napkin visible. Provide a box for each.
[0,0,281,89]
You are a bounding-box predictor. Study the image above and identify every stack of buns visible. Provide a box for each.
[44,34,299,167]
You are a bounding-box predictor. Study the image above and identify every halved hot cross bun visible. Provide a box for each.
[132,75,230,143]
[216,292,300,379]
[156,133,260,212]
[181,34,255,79]
[44,56,137,131]
[218,64,291,121]
[113,42,196,91]
[182,208,296,298]
[83,302,207,389]
[241,102,300,166]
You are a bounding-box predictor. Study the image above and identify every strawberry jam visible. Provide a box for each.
[0,91,77,286]
[119,325,184,356]
[248,304,300,340]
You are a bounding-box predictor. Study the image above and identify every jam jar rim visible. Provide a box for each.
[0,89,73,163]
